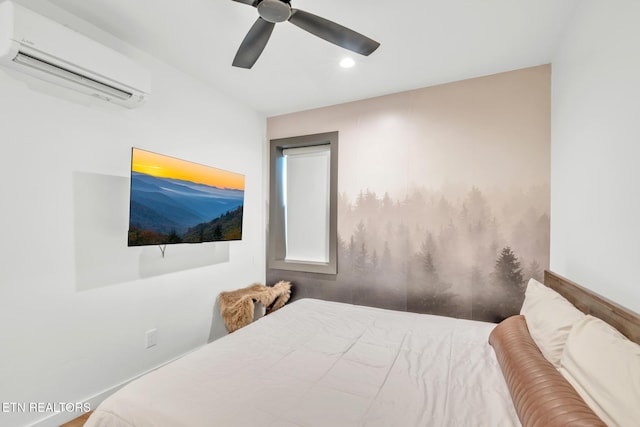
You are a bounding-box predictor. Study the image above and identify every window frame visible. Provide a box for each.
[268,131,338,275]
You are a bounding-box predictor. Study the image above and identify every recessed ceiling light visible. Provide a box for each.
[340,58,355,68]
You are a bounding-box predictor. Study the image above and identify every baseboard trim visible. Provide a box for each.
[28,346,203,427]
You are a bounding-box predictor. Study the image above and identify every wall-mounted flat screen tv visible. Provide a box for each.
[128,148,245,246]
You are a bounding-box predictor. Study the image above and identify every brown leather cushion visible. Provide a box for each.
[489,315,606,427]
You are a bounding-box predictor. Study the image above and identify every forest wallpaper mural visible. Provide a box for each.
[267,65,550,322]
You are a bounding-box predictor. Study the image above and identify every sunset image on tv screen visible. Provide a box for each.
[128,148,245,246]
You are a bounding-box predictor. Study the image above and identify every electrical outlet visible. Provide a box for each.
[145,329,157,349]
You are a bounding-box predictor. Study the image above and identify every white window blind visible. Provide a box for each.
[282,145,330,263]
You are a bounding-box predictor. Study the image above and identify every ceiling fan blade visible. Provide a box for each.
[289,9,380,56]
[233,17,276,69]
[231,0,258,6]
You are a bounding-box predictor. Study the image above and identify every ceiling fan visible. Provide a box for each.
[231,0,380,69]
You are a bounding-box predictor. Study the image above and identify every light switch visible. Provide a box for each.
[145,329,157,349]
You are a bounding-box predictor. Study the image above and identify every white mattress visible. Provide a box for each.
[86,299,520,426]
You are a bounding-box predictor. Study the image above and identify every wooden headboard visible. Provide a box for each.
[544,270,640,345]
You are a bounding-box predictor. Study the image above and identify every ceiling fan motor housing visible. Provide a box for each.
[257,0,291,23]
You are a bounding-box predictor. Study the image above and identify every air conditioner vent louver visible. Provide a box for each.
[13,52,134,101]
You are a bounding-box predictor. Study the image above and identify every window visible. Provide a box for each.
[268,132,338,274]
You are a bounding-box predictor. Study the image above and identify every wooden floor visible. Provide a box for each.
[60,411,92,427]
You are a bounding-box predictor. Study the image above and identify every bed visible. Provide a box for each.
[86,271,640,427]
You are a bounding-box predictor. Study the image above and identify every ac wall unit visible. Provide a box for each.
[0,1,150,108]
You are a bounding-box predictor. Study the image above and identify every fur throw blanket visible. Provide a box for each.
[218,281,292,333]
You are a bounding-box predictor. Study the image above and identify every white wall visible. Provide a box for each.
[551,0,640,313]
[0,4,265,427]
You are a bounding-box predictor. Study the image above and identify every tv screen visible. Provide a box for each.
[128,148,245,246]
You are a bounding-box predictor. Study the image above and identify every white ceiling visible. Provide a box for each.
[22,0,580,116]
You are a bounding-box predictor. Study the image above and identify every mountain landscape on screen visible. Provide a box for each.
[128,148,245,246]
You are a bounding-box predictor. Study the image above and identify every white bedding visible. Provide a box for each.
[86,299,520,426]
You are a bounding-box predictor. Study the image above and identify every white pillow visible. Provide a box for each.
[559,315,640,427]
[520,278,585,367]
